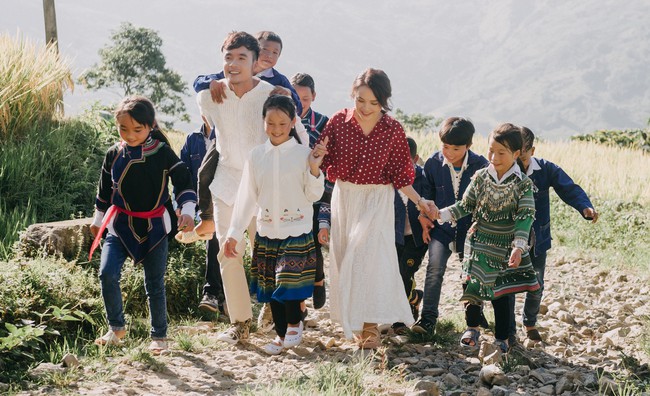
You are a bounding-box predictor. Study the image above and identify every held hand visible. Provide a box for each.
[209,80,227,103]
[508,248,522,268]
[90,224,100,238]
[583,207,599,223]
[418,215,434,244]
[223,237,239,258]
[270,86,291,97]
[309,137,329,167]
[318,228,329,245]
[175,208,181,217]
[177,214,195,232]
[419,199,439,220]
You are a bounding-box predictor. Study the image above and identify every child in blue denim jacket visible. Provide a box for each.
[413,117,488,335]
[508,126,598,344]
[178,117,226,317]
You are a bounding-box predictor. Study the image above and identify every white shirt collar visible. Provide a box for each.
[525,157,542,176]
[264,137,298,152]
[487,163,522,185]
[442,152,469,170]
[257,68,274,78]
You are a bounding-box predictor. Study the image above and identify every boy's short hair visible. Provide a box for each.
[256,31,283,51]
[439,117,475,146]
[406,137,418,158]
[520,126,535,151]
[291,73,315,94]
[221,31,260,61]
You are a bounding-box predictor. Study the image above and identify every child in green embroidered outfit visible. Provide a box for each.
[431,123,540,352]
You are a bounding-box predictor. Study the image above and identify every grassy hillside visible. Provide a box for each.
[410,131,650,272]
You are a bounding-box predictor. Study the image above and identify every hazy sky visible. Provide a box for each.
[3,1,649,138]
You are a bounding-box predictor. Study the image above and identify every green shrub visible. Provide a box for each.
[571,129,650,152]
[0,109,117,258]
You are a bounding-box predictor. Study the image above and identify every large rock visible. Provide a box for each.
[18,218,94,260]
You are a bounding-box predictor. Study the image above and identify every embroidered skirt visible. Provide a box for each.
[461,222,540,304]
[250,232,317,303]
[329,181,415,339]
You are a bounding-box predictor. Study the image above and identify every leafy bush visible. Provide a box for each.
[0,109,117,258]
[571,129,649,152]
[0,33,73,141]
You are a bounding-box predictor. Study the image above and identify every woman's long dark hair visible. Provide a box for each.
[262,95,301,144]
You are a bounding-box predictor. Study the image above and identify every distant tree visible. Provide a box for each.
[394,108,441,133]
[79,22,189,128]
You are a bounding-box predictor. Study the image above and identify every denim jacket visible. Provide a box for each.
[527,158,593,255]
[179,124,214,192]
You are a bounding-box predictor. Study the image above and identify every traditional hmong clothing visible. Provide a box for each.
[441,166,540,305]
[250,232,318,303]
[93,135,196,264]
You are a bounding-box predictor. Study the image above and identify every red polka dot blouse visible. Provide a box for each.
[317,108,415,190]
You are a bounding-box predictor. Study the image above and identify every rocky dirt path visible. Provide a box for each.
[23,249,650,395]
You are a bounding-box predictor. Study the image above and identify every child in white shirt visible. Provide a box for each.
[223,95,327,355]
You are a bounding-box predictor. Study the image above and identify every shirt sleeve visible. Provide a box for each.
[304,166,325,203]
[193,72,226,93]
[95,146,117,213]
[316,116,336,178]
[386,124,415,189]
[226,152,259,241]
[547,161,593,217]
[167,145,197,215]
[445,173,480,222]
[514,178,536,243]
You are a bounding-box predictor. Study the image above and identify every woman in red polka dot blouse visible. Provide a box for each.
[316,68,438,349]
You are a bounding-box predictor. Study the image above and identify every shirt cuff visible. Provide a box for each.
[318,222,330,230]
[180,202,195,218]
[92,210,105,227]
[225,227,242,241]
[437,208,453,224]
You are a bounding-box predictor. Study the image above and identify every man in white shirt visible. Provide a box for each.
[195,31,274,345]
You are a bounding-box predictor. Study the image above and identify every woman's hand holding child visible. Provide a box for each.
[309,136,329,177]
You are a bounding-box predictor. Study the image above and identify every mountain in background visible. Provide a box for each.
[3,0,649,139]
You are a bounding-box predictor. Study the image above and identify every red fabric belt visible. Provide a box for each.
[88,205,166,260]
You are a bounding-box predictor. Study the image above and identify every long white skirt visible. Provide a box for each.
[329,181,415,339]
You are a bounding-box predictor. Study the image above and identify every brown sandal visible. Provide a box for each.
[358,325,381,349]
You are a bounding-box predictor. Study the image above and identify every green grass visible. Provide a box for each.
[551,196,649,272]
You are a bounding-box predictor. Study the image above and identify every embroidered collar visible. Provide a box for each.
[487,163,522,185]
[526,157,542,176]
[264,137,298,152]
